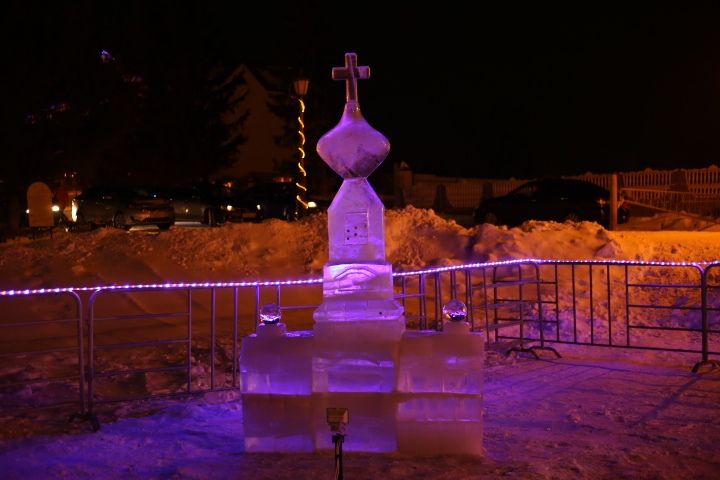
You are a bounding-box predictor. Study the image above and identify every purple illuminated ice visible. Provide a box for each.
[316,53,390,179]
[239,53,485,456]
[313,52,404,331]
[239,307,312,395]
[312,53,405,400]
[396,305,485,456]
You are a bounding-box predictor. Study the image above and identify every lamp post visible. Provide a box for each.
[293,77,310,210]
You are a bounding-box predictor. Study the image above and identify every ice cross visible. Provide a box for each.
[332,52,370,103]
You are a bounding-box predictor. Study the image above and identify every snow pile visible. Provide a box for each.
[1,207,718,292]
[385,206,473,269]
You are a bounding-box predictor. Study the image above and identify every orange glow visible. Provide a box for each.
[296,95,308,208]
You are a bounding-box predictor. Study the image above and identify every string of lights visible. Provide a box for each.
[296,98,308,207]
[293,78,310,210]
[1,259,717,296]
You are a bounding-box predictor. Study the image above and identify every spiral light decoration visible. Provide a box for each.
[296,97,308,208]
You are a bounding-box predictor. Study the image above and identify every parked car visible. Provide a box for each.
[225,182,319,222]
[250,182,300,221]
[72,185,175,230]
[165,184,227,227]
[222,193,262,222]
[474,178,630,227]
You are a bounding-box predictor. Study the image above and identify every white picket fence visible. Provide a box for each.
[400,165,720,217]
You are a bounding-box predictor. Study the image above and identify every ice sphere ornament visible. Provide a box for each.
[442,299,468,322]
[260,303,282,325]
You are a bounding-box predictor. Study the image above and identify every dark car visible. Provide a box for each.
[72,185,175,230]
[474,178,630,227]
[221,184,262,223]
[166,184,227,227]
[225,182,319,222]
[248,182,300,221]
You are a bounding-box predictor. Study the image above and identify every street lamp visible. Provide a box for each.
[293,77,310,209]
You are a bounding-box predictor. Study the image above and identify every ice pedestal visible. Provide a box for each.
[396,321,485,456]
[312,393,398,452]
[310,318,403,452]
[311,177,406,396]
[313,314,404,393]
[242,394,314,452]
[238,320,485,455]
[395,400,484,456]
[312,333,400,393]
[240,323,314,452]
[239,323,312,395]
[397,321,484,394]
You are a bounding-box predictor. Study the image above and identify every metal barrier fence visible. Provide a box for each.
[85,280,322,418]
[704,262,720,371]
[1,259,718,428]
[0,290,86,418]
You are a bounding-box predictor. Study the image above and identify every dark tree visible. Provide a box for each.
[1,1,248,191]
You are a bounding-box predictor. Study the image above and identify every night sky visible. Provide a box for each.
[3,1,720,179]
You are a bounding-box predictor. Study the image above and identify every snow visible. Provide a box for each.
[1,207,719,479]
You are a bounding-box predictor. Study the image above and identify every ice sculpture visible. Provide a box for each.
[313,54,405,411]
[397,300,484,456]
[240,53,484,456]
[240,305,314,452]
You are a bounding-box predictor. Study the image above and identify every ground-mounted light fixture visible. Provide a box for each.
[327,407,349,480]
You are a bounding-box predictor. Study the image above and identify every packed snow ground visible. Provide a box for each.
[2,358,718,480]
[1,207,719,479]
